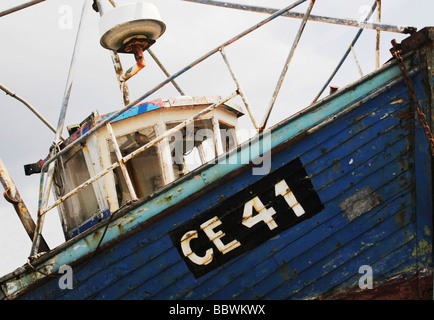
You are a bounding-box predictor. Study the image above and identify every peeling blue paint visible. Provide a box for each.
[1,31,433,300]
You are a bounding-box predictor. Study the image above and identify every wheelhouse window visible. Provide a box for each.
[109,126,163,206]
[167,119,217,173]
[166,118,238,174]
[54,148,100,239]
[46,97,243,241]
[219,121,238,154]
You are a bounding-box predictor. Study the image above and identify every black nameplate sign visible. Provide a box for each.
[170,157,324,278]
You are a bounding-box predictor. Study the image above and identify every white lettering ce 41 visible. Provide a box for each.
[180,179,305,266]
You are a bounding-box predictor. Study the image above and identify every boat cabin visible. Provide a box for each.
[53,96,243,240]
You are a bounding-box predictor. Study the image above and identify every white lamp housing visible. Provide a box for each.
[99,2,166,53]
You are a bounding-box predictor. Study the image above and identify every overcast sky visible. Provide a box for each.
[0,0,432,277]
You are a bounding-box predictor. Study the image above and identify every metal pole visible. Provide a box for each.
[35,0,308,173]
[148,49,185,96]
[95,0,131,106]
[182,0,415,34]
[31,0,89,257]
[42,0,89,210]
[376,0,382,69]
[39,92,238,216]
[0,0,45,17]
[97,0,185,103]
[351,46,364,77]
[123,92,239,162]
[32,1,308,254]
[106,122,138,201]
[311,0,377,104]
[260,0,315,131]
[0,83,65,140]
[0,159,49,252]
[219,48,259,131]
[108,0,117,7]
[54,0,89,145]
[99,0,184,102]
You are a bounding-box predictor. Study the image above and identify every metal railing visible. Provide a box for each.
[30,0,313,256]
[13,0,412,256]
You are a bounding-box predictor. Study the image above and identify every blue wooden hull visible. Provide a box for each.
[1,28,433,300]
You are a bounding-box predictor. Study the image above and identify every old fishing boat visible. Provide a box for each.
[0,0,432,300]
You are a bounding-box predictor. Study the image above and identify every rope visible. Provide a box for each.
[3,187,19,204]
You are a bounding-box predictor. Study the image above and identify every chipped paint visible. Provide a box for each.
[390,98,405,104]
[1,29,433,300]
[73,244,86,251]
[339,186,381,222]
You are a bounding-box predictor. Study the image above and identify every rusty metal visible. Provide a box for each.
[182,0,416,34]
[115,52,131,106]
[98,0,176,99]
[376,0,381,69]
[0,83,65,140]
[350,45,364,77]
[95,0,130,106]
[106,122,138,201]
[120,42,147,82]
[31,0,89,257]
[391,40,434,156]
[30,0,314,255]
[260,0,315,132]
[2,0,431,297]
[0,0,45,17]
[219,48,259,131]
[39,161,120,221]
[40,92,238,216]
[0,159,49,252]
[54,0,89,145]
[312,0,378,104]
[329,86,339,95]
[33,0,308,172]
[97,0,173,103]
[31,92,238,255]
[123,92,239,162]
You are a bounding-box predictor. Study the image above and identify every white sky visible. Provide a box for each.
[0,0,432,277]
